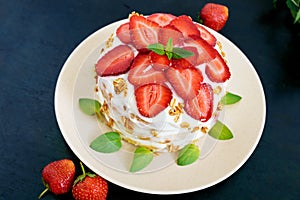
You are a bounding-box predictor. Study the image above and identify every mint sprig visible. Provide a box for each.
[147,38,194,59]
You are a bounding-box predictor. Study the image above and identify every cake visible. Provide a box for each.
[95,12,231,153]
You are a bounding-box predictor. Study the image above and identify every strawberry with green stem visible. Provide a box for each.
[38,159,75,199]
[72,162,108,200]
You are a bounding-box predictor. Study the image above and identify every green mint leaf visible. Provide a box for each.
[165,51,173,60]
[165,38,173,52]
[147,43,165,55]
[79,98,101,115]
[90,132,122,153]
[220,92,242,105]
[172,47,194,59]
[177,144,200,166]
[208,120,233,140]
[130,146,153,172]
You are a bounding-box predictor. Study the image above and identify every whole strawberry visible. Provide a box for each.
[72,162,108,200]
[199,3,229,31]
[38,159,75,199]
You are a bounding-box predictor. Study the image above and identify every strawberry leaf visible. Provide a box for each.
[79,98,101,115]
[220,92,242,105]
[208,120,233,140]
[177,144,200,166]
[147,43,165,55]
[130,146,153,172]
[90,132,122,153]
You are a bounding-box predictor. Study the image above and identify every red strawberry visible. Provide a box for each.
[72,162,108,200]
[96,45,134,76]
[129,15,160,51]
[135,83,172,118]
[199,3,229,32]
[38,159,75,198]
[184,83,213,122]
[147,13,176,27]
[128,53,167,86]
[165,67,203,100]
[184,35,218,65]
[195,23,217,46]
[205,53,231,83]
[116,22,131,44]
[169,15,200,38]
[158,24,184,46]
[149,51,171,71]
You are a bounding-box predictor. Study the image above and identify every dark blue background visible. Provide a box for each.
[1,0,299,199]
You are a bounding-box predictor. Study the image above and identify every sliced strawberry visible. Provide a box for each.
[147,13,176,27]
[205,53,231,82]
[116,22,131,44]
[129,15,160,51]
[158,24,184,46]
[149,51,171,71]
[184,35,218,65]
[169,15,200,38]
[128,53,167,86]
[165,67,203,100]
[171,57,195,69]
[96,45,134,76]
[195,23,217,46]
[135,83,172,118]
[184,83,213,122]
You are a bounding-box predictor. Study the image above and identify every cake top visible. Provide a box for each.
[96,13,231,122]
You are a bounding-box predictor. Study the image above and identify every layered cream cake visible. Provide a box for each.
[95,12,231,152]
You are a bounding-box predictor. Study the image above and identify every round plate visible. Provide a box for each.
[54,18,266,194]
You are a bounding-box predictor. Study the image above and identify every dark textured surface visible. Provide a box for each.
[1,0,300,199]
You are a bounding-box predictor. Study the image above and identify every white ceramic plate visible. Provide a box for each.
[55,18,266,194]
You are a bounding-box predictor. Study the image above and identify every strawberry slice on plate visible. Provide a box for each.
[116,22,131,44]
[149,51,171,71]
[165,66,203,100]
[184,35,218,65]
[96,45,134,77]
[169,15,200,38]
[205,53,231,83]
[135,83,172,118]
[129,15,160,51]
[184,83,213,122]
[195,23,217,46]
[128,53,167,86]
[147,13,176,27]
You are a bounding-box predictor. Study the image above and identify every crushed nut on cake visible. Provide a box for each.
[113,78,127,97]
[168,98,184,123]
[201,126,209,134]
[180,122,190,129]
[121,116,134,133]
[167,144,180,152]
[213,85,222,95]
